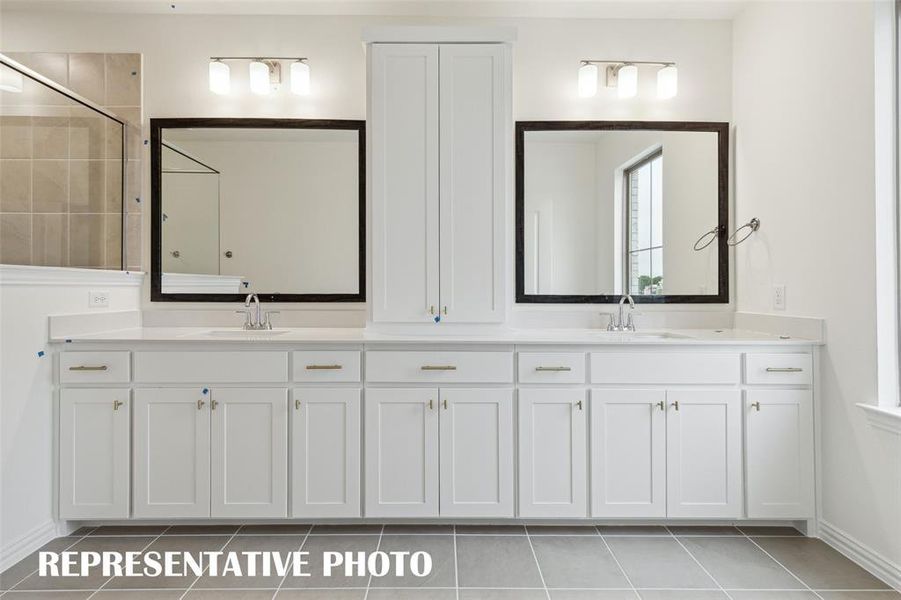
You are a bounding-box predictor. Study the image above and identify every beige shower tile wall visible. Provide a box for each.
[0,52,142,270]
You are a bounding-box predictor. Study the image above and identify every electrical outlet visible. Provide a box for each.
[89,290,110,308]
[773,284,786,311]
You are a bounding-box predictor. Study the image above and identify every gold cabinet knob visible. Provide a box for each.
[113,400,124,411]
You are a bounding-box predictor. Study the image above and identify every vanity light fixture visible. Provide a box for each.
[577,60,678,100]
[208,59,230,95]
[0,64,23,93]
[209,56,310,96]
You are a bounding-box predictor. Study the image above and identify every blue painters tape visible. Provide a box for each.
[37,351,45,357]
[434,315,441,323]
[202,388,209,395]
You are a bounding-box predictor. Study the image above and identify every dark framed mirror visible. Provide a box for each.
[515,120,729,304]
[150,118,365,302]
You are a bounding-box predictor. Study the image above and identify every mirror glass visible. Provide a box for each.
[517,123,726,303]
[153,121,364,301]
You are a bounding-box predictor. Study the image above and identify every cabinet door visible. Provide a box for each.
[59,388,130,519]
[364,388,439,517]
[370,43,440,323]
[439,388,514,517]
[133,388,210,518]
[746,389,814,518]
[438,44,508,323]
[518,388,587,517]
[667,390,742,518]
[291,388,361,518]
[591,389,666,518]
[211,388,288,518]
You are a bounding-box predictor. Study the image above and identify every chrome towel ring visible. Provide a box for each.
[692,226,721,251]
[727,218,761,246]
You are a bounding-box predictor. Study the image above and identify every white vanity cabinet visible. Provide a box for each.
[59,388,131,519]
[518,388,588,517]
[369,41,509,324]
[291,388,361,518]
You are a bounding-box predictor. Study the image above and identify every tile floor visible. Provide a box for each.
[0,525,897,600]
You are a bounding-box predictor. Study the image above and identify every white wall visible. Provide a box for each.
[0,268,142,569]
[0,10,733,320]
[733,0,901,579]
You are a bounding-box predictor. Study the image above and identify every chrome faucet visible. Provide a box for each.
[236,293,279,330]
[605,294,636,331]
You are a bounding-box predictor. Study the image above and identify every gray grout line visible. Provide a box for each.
[361,524,385,600]
[739,528,827,600]
[86,525,172,600]
[596,526,641,600]
[452,524,460,600]
[0,526,99,597]
[665,525,735,600]
[175,527,241,600]
[524,527,552,600]
[270,526,313,600]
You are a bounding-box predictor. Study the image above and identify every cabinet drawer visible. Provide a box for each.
[745,353,812,385]
[59,352,130,383]
[590,353,740,385]
[134,351,288,383]
[518,353,585,384]
[293,351,361,382]
[366,351,513,383]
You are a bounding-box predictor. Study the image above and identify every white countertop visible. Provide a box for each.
[50,326,821,346]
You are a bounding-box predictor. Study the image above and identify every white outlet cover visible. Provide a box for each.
[89,290,110,308]
[773,284,786,310]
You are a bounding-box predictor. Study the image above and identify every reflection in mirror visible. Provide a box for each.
[517,122,727,303]
[152,120,365,301]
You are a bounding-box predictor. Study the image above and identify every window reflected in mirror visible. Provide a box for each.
[517,122,727,304]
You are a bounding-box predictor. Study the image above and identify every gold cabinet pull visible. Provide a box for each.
[443,399,448,410]
[69,365,108,371]
[442,306,448,315]
[535,366,572,372]
[671,401,680,411]
[429,305,435,315]
[197,399,205,410]
[575,400,583,411]
[306,364,343,370]
[421,365,457,371]
[750,401,761,411]
[295,398,301,410]
[765,367,803,373]
[211,399,219,410]
[428,399,434,410]
[656,401,665,411]
[113,400,124,411]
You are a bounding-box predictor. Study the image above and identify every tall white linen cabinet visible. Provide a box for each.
[368,32,512,324]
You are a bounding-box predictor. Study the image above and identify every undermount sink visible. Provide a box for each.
[203,329,290,337]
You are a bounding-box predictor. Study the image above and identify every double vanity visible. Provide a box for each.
[54,326,818,529]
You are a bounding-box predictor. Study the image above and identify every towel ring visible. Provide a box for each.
[692,226,721,251]
[727,218,761,246]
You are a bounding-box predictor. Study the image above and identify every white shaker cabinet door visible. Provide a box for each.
[291,388,361,518]
[518,388,588,518]
[210,388,288,518]
[365,388,439,517]
[133,388,210,518]
[439,388,514,517]
[437,43,508,323]
[746,389,814,518]
[370,43,440,323]
[59,388,130,519]
[666,390,743,518]
[591,389,666,518]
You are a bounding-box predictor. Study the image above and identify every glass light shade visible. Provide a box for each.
[617,64,638,99]
[577,63,598,98]
[208,60,230,95]
[0,65,24,93]
[290,60,311,96]
[249,60,271,95]
[657,64,678,99]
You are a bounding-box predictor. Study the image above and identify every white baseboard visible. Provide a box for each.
[819,519,901,591]
[0,519,59,573]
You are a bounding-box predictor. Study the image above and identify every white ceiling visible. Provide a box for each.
[0,0,752,19]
